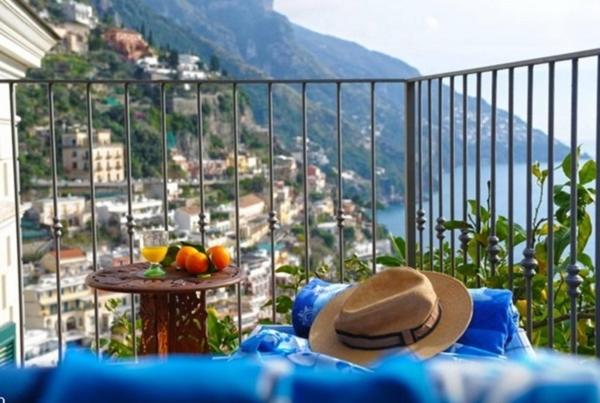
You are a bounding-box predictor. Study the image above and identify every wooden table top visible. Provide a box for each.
[85,262,242,294]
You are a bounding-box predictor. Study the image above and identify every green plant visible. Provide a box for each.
[96,298,239,358]
[98,298,140,358]
[206,308,239,354]
[417,150,596,354]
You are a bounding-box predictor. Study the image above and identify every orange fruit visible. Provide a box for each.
[186,251,209,274]
[175,246,198,270]
[207,245,231,271]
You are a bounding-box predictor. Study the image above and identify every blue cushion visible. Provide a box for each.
[0,365,53,403]
[458,288,519,355]
[40,350,270,403]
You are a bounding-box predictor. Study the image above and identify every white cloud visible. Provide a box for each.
[425,16,439,31]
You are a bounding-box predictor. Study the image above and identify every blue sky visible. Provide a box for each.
[275,0,600,153]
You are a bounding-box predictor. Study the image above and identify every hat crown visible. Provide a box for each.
[334,268,438,337]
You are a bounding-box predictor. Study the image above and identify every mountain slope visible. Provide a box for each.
[99,0,570,199]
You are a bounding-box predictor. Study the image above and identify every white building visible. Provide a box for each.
[96,196,163,227]
[61,0,97,28]
[0,0,58,366]
[147,180,180,201]
[24,272,127,339]
[177,53,207,80]
[174,205,211,232]
[307,164,326,192]
[30,196,87,230]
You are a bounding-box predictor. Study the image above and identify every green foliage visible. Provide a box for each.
[98,298,140,358]
[206,308,239,354]
[97,298,239,358]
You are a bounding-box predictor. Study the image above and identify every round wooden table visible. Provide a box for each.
[86,263,242,356]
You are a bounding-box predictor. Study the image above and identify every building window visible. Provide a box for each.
[6,236,11,267]
[3,161,8,197]
[72,151,77,157]
[73,162,77,170]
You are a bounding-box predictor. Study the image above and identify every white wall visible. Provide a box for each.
[0,0,58,365]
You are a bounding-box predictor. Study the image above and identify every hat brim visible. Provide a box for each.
[308,271,473,366]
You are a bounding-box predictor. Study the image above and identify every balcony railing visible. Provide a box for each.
[4,47,600,366]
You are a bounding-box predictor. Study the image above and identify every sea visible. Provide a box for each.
[377,162,597,258]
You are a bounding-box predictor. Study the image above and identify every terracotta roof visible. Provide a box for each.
[49,248,86,260]
[179,205,200,215]
[240,194,264,208]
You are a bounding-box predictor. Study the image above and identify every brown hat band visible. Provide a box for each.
[335,302,442,350]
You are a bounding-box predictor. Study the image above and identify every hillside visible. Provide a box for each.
[95,0,570,198]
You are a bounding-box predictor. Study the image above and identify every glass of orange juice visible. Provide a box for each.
[141,230,169,278]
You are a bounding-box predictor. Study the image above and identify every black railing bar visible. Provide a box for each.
[567,58,581,354]
[595,55,600,358]
[302,82,310,281]
[436,78,445,273]
[449,76,456,277]
[370,82,377,274]
[488,70,498,276]
[475,72,482,286]
[547,61,555,349]
[460,75,468,280]
[160,83,169,231]
[0,78,409,85]
[405,47,600,82]
[404,81,417,267]
[523,65,535,340]
[232,83,243,342]
[427,79,433,271]
[196,84,207,244]
[85,83,100,357]
[508,68,515,291]
[417,81,424,270]
[123,83,137,359]
[335,82,345,282]
[267,83,277,323]
[48,83,63,363]
[9,83,25,365]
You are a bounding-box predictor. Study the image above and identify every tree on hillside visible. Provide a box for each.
[168,49,179,69]
[209,55,220,72]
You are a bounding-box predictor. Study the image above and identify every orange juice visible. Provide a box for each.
[141,246,168,263]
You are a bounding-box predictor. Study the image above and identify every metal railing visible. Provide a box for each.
[4,47,600,365]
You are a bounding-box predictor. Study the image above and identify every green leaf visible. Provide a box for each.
[561,147,580,179]
[579,160,596,185]
[160,244,181,267]
[275,295,293,314]
[577,211,592,255]
[375,256,404,267]
[389,235,406,259]
[468,200,490,222]
[275,265,299,275]
[578,252,594,269]
[532,162,548,184]
[444,220,470,230]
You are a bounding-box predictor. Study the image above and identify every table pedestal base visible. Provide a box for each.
[139,291,208,355]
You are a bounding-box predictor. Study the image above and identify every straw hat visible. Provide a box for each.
[309,267,472,366]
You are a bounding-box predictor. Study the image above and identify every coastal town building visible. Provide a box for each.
[307,164,326,192]
[30,196,87,231]
[0,0,58,365]
[96,196,163,229]
[274,155,297,182]
[103,28,154,61]
[61,0,97,28]
[23,272,126,340]
[62,129,124,183]
[40,247,89,275]
[54,21,90,54]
